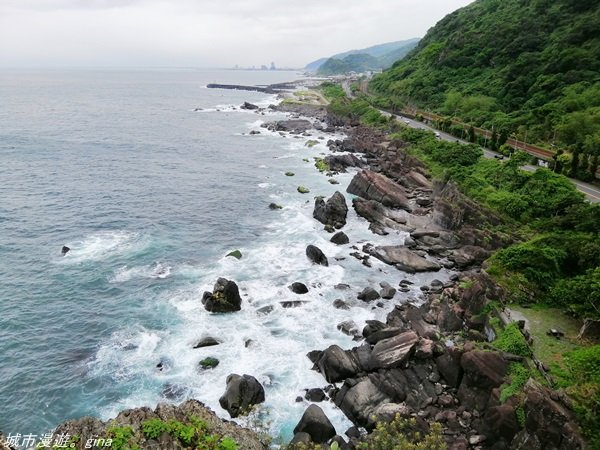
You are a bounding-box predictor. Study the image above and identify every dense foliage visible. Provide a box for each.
[370,0,600,174]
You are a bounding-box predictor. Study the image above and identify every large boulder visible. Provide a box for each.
[347,170,411,211]
[275,119,313,133]
[219,374,265,418]
[324,154,367,172]
[369,331,419,370]
[330,231,350,245]
[306,245,329,266]
[202,278,242,313]
[353,198,409,234]
[334,377,391,428]
[313,191,348,229]
[509,379,586,450]
[460,350,507,390]
[293,405,336,444]
[368,246,441,273]
[316,345,360,383]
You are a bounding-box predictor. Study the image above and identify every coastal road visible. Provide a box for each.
[387,112,600,203]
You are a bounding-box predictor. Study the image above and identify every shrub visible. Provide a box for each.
[493,323,532,357]
[358,416,446,450]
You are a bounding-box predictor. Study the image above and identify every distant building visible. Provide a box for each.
[270,62,276,70]
[260,65,268,70]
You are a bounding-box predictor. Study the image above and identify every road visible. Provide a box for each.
[387,112,600,203]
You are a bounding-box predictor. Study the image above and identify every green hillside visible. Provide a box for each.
[317,53,381,76]
[370,0,600,163]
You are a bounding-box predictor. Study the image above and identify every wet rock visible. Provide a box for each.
[161,383,188,401]
[193,337,221,348]
[280,301,307,308]
[293,404,336,444]
[333,299,350,310]
[241,101,259,110]
[365,327,405,345]
[202,278,242,313]
[305,388,327,402]
[358,287,380,302]
[226,249,242,259]
[306,245,329,266]
[219,374,265,418]
[330,231,350,245]
[369,331,419,370]
[316,345,360,383]
[274,119,313,133]
[335,377,391,428]
[324,154,367,172]
[289,282,309,294]
[269,203,283,210]
[297,185,310,194]
[347,170,411,211]
[368,245,441,272]
[61,245,70,256]
[199,357,219,369]
[362,320,388,338]
[379,281,397,299]
[313,191,348,229]
[256,305,274,315]
[337,320,360,337]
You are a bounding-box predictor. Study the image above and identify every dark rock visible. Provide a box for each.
[334,377,390,428]
[305,388,327,402]
[461,350,507,389]
[379,281,397,299]
[289,432,312,445]
[274,119,313,133]
[331,231,350,245]
[347,170,411,210]
[368,245,441,272]
[289,282,309,294]
[226,249,242,259]
[509,379,586,450]
[337,320,359,337]
[369,331,419,370]
[335,283,351,290]
[313,191,348,229]
[324,154,367,172]
[365,327,405,345]
[358,287,380,302]
[293,404,336,444]
[353,198,408,233]
[219,374,265,418]
[316,345,360,383]
[161,383,188,401]
[307,350,323,365]
[241,102,259,110]
[202,278,242,313]
[269,203,283,210]
[333,299,350,310]
[280,301,307,308]
[193,337,221,348]
[362,320,388,338]
[435,351,463,388]
[61,245,70,256]
[306,245,329,266]
[256,305,274,315]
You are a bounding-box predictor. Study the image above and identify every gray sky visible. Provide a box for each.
[0,0,474,68]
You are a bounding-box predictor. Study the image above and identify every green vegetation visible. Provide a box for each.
[309,39,419,75]
[328,97,392,128]
[140,417,239,450]
[106,426,139,450]
[491,321,532,357]
[371,0,600,180]
[199,357,220,369]
[500,363,533,403]
[297,186,310,194]
[226,250,242,260]
[313,157,330,172]
[320,82,346,100]
[304,140,319,148]
[358,416,446,450]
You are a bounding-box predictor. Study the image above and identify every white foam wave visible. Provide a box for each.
[109,262,172,283]
[58,231,147,264]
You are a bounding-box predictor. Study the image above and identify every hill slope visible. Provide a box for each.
[370,0,600,154]
[305,38,419,72]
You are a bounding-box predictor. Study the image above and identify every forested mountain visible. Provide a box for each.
[305,38,419,73]
[370,0,600,160]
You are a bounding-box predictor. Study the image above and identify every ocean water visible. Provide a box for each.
[0,69,449,444]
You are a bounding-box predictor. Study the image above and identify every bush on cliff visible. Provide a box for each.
[357,416,446,450]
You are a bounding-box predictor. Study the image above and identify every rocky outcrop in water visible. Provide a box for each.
[306,245,329,266]
[313,191,348,229]
[50,400,268,450]
[202,278,242,313]
[293,405,336,444]
[219,374,265,418]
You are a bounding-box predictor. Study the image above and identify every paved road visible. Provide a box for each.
[389,113,600,203]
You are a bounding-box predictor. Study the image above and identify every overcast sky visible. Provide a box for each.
[0,0,474,68]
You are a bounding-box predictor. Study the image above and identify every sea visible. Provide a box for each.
[0,69,447,445]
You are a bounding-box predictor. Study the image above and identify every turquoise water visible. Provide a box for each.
[0,69,448,442]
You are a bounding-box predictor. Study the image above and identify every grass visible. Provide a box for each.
[508,304,584,381]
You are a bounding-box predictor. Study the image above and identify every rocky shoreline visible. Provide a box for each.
[5,83,587,450]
